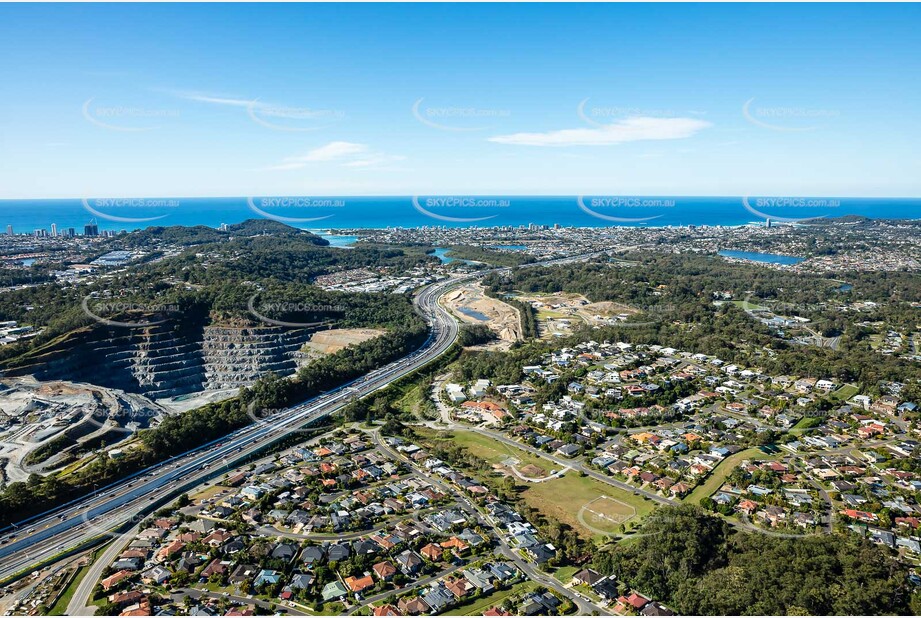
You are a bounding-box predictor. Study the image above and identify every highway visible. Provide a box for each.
[0,249,610,588]
[0,273,466,584]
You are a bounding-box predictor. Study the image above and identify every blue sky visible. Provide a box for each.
[1,3,920,199]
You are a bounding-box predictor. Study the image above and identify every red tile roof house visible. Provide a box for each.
[108,590,145,608]
[440,537,470,555]
[201,559,229,578]
[373,605,402,616]
[155,539,185,562]
[398,596,430,615]
[203,529,232,547]
[737,500,758,515]
[420,543,443,561]
[371,534,398,551]
[615,593,651,613]
[841,508,878,523]
[100,569,133,592]
[857,423,886,439]
[373,561,398,581]
[445,576,475,599]
[345,574,375,594]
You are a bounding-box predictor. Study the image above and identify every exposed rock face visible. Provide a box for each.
[201,326,312,390]
[6,323,314,399]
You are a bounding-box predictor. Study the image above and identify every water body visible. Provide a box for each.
[491,244,528,251]
[430,247,480,265]
[430,247,454,263]
[318,234,358,248]
[718,250,805,265]
[3,196,920,235]
[456,306,490,321]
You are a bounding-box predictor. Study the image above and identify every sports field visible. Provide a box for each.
[522,472,654,538]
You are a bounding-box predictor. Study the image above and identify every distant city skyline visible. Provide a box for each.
[1,4,920,199]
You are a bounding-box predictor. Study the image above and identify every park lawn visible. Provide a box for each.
[521,472,655,539]
[789,416,824,435]
[420,428,554,477]
[730,299,767,311]
[684,447,779,504]
[831,383,859,401]
[443,582,538,616]
[552,566,579,583]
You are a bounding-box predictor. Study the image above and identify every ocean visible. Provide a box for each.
[1,196,920,234]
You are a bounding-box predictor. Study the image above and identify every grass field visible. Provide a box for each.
[731,299,767,311]
[581,496,637,529]
[419,428,554,478]
[552,566,579,583]
[831,383,859,401]
[190,484,228,502]
[443,582,538,616]
[789,416,824,435]
[683,447,778,504]
[522,472,654,538]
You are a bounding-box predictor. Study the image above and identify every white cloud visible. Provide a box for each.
[170,90,339,120]
[343,154,407,168]
[171,91,256,107]
[301,141,368,162]
[489,117,712,147]
[265,142,404,171]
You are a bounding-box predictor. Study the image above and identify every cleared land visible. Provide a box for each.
[444,284,522,348]
[302,328,385,356]
[581,495,637,529]
[683,447,779,504]
[415,428,552,480]
[522,472,654,538]
[514,292,641,338]
[449,430,552,479]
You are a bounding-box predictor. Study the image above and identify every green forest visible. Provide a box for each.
[481,256,921,399]
[593,504,919,615]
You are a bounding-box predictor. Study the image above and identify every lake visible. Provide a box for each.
[718,250,805,265]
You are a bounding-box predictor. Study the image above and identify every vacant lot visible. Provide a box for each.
[831,383,859,401]
[416,428,553,479]
[444,284,522,347]
[683,447,779,504]
[522,472,655,538]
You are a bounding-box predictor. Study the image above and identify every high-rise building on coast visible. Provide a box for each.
[6,225,12,236]
[84,223,98,237]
